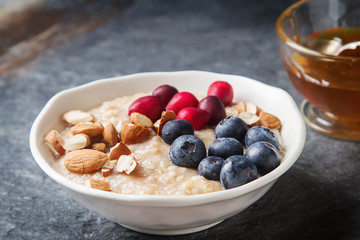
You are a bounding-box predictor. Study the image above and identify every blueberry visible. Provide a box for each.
[208,137,243,159]
[245,126,279,149]
[169,135,206,168]
[198,156,224,180]
[161,119,194,144]
[220,155,258,189]
[245,141,280,175]
[214,116,247,142]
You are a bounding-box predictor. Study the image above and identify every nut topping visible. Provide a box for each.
[63,110,94,125]
[103,123,119,147]
[44,130,65,157]
[237,101,246,113]
[86,178,111,191]
[89,142,107,152]
[115,120,122,133]
[157,110,177,136]
[239,112,260,126]
[64,149,107,174]
[120,123,151,144]
[237,101,260,115]
[109,142,131,160]
[71,122,104,137]
[245,102,258,115]
[153,119,160,133]
[130,112,153,128]
[259,111,282,129]
[101,160,117,177]
[116,155,137,174]
[101,168,113,177]
[63,133,90,151]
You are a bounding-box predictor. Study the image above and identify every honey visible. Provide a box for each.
[283,27,360,124]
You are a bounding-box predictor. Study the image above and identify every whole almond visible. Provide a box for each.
[44,130,65,157]
[64,149,107,174]
[157,110,177,136]
[71,122,104,137]
[63,110,94,125]
[259,111,282,129]
[103,123,119,147]
[121,124,150,144]
[109,142,131,160]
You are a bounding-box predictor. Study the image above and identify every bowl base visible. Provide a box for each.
[301,100,360,140]
[121,220,223,235]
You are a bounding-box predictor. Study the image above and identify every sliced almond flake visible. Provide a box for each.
[237,101,246,113]
[245,102,258,115]
[239,112,260,126]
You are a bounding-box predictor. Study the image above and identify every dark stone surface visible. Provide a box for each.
[1,0,359,239]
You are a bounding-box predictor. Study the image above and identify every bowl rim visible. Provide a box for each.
[29,70,306,207]
[275,0,360,60]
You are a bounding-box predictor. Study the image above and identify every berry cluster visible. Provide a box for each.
[128,81,281,190]
[165,117,281,190]
[128,81,233,130]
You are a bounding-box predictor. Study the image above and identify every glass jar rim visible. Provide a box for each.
[275,0,360,60]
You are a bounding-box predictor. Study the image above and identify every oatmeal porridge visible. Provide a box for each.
[45,82,285,196]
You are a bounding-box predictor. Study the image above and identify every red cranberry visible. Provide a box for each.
[198,95,226,125]
[177,107,210,130]
[165,92,199,114]
[128,96,163,122]
[153,85,178,107]
[207,81,233,106]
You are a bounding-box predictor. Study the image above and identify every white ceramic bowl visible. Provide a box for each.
[30,71,306,235]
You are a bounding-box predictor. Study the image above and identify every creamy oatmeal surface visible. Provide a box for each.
[53,93,229,196]
[51,93,285,196]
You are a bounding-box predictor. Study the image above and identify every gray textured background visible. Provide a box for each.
[1,0,359,239]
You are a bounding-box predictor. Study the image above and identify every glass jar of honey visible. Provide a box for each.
[276,0,360,140]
